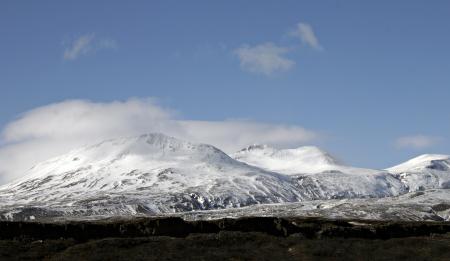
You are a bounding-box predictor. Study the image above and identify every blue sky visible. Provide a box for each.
[0,0,449,175]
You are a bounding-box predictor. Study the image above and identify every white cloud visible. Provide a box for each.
[395,135,441,149]
[290,22,322,50]
[178,120,316,152]
[63,34,95,60]
[63,34,117,61]
[234,43,295,75]
[0,99,318,184]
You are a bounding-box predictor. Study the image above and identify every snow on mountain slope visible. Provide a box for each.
[232,144,383,175]
[180,189,450,222]
[291,170,406,200]
[0,133,304,216]
[233,144,407,199]
[0,134,409,221]
[233,145,341,175]
[387,154,450,191]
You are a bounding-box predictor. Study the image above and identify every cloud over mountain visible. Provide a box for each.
[0,98,318,184]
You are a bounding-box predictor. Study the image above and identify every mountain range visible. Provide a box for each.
[0,133,449,221]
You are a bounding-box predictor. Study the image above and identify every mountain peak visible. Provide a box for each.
[90,132,187,150]
[388,154,450,173]
[233,144,341,175]
[139,132,181,144]
[286,146,336,161]
[82,132,227,158]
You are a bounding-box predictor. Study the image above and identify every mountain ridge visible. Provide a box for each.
[0,133,448,221]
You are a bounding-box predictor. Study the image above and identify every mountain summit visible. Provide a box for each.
[233,145,341,175]
[387,154,450,191]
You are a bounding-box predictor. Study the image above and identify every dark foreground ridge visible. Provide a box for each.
[1,217,449,260]
[2,217,450,240]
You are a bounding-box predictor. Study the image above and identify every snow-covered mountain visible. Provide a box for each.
[0,133,305,218]
[387,154,450,191]
[233,144,406,200]
[0,133,448,221]
[233,145,341,175]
